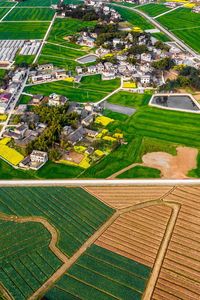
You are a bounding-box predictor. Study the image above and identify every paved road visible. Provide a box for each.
[105,101,136,115]
[0,69,30,138]
[113,4,200,59]
[0,179,200,186]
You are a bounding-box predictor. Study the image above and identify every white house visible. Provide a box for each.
[30,150,48,164]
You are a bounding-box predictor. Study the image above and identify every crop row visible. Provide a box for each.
[0,187,114,256]
[45,245,151,300]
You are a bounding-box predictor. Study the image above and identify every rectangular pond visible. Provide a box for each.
[150,94,200,113]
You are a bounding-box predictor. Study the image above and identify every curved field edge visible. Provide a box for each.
[0,187,115,256]
[0,215,65,300]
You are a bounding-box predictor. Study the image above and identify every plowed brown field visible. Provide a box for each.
[95,204,172,267]
[85,186,173,209]
[152,186,200,300]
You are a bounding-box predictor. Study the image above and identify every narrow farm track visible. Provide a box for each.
[28,211,120,300]
[0,213,68,264]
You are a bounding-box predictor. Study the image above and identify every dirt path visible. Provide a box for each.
[107,163,141,179]
[142,200,180,300]
[29,211,120,300]
[0,213,68,264]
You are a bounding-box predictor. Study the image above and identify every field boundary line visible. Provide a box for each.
[28,211,120,300]
[45,41,87,52]
[0,283,12,300]
[171,25,200,32]
[33,12,57,64]
[0,212,69,264]
[142,201,181,300]
[0,2,18,22]
[153,5,183,19]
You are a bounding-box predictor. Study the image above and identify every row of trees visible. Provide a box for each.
[160,66,200,91]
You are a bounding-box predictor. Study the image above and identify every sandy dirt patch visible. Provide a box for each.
[142,146,198,179]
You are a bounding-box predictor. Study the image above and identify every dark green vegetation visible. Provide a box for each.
[47,18,96,47]
[107,91,151,108]
[24,75,120,103]
[0,187,114,256]
[138,3,170,17]
[18,95,32,104]
[0,22,50,39]
[0,7,10,19]
[0,1,15,7]
[157,8,200,53]
[117,165,161,178]
[17,0,82,6]
[15,55,35,66]
[4,8,55,21]
[45,245,151,300]
[111,5,154,30]
[0,220,62,300]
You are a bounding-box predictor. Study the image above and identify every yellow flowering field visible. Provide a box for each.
[95,116,114,126]
[123,82,137,88]
[0,114,7,121]
[0,138,24,166]
[103,136,117,142]
[94,149,104,157]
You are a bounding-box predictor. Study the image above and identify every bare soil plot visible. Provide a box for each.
[142,146,198,179]
[85,186,173,209]
[95,204,172,268]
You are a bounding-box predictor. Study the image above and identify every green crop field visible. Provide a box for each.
[0,220,62,299]
[0,1,15,7]
[117,165,161,178]
[0,187,114,256]
[45,245,151,300]
[138,3,171,17]
[107,91,151,108]
[0,22,50,39]
[0,7,10,18]
[24,75,120,102]
[4,8,55,21]
[38,42,87,70]
[17,0,82,6]
[15,54,35,66]
[47,18,96,47]
[110,5,154,30]
[151,32,170,42]
[157,8,200,53]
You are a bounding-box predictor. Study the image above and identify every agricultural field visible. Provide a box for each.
[117,165,161,178]
[0,1,15,7]
[110,5,154,30]
[45,245,151,300]
[0,7,10,19]
[0,22,50,39]
[85,186,172,209]
[24,75,120,103]
[157,8,200,53]
[38,42,87,70]
[151,31,170,42]
[152,186,200,299]
[4,8,55,21]
[47,18,96,47]
[14,54,35,66]
[107,91,151,108]
[95,205,172,267]
[0,220,62,300]
[137,3,171,17]
[0,138,24,166]
[0,187,114,256]
[17,0,82,6]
